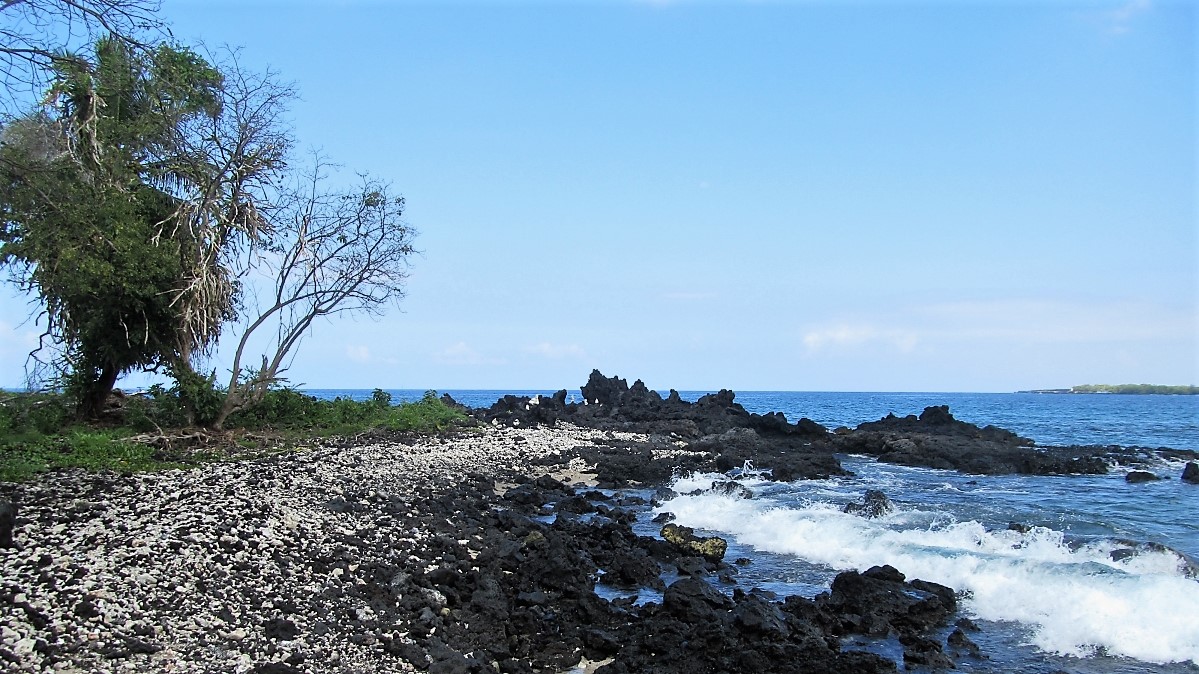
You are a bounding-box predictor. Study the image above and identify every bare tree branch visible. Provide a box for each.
[212,158,417,429]
[1,0,164,113]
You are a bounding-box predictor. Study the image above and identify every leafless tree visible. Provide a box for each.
[1,0,163,112]
[210,162,417,429]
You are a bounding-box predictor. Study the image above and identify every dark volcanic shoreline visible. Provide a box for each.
[2,371,1195,673]
[475,370,1190,485]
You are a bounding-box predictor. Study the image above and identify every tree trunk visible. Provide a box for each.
[209,390,242,432]
[78,363,119,420]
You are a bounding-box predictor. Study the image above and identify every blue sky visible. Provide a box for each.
[1,0,1195,392]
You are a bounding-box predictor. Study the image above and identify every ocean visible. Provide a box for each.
[306,389,1199,672]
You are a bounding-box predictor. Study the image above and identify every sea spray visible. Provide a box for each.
[656,473,1199,666]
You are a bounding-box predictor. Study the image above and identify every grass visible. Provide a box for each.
[0,388,471,482]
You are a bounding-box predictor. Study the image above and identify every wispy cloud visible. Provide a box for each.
[802,324,919,354]
[1105,0,1152,35]
[914,298,1193,343]
[434,341,507,366]
[525,342,588,360]
[801,298,1195,356]
[343,344,399,366]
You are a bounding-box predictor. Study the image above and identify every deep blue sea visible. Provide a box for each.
[307,389,1199,672]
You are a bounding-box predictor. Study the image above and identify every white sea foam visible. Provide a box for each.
[657,486,1199,665]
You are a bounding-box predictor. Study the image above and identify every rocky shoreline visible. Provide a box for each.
[2,371,1195,673]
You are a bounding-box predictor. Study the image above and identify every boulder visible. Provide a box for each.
[708,480,754,500]
[0,500,15,548]
[843,490,893,518]
[661,523,728,563]
[824,565,957,636]
[663,576,734,620]
[1183,462,1199,484]
[1125,471,1160,483]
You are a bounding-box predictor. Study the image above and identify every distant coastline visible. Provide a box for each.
[1019,384,1198,395]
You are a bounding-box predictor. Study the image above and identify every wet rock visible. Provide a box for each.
[707,480,754,499]
[1125,471,1160,483]
[901,633,956,669]
[824,566,956,637]
[1182,462,1199,484]
[948,627,984,658]
[844,490,893,518]
[661,523,727,562]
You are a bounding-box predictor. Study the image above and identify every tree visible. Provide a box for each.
[209,162,417,430]
[1,0,163,113]
[0,36,291,418]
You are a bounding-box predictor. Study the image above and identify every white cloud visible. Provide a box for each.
[525,342,588,360]
[434,341,507,366]
[345,345,371,363]
[802,324,918,354]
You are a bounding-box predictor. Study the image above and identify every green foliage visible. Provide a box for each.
[1071,384,1198,395]
[0,392,160,481]
[168,364,224,426]
[0,393,71,436]
[0,37,232,416]
[385,391,468,433]
[0,388,471,482]
[226,388,467,436]
[371,388,393,408]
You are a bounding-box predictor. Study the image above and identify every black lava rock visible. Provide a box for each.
[1182,462,1199,484]
[844,490,893,518]
[0,500,15,548]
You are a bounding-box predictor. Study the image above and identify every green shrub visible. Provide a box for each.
[1,387,471,482]
[385,391,465,433]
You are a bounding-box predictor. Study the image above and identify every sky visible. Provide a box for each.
[0,0,1196,392]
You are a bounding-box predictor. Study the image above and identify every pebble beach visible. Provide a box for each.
[0,424,603,673]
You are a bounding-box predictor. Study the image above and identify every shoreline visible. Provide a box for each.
[0,421,966,673]
[2,371,1196,673]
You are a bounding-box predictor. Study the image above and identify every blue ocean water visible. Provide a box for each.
[307,388,1199,671]
[308,388,1199,451]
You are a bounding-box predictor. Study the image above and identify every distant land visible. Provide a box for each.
[1018,384,1198,395]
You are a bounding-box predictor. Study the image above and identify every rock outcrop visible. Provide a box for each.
[1183,462,1199,484]
[844,490,893,518]
[475,371,1123,479]
[832,405,1109,475]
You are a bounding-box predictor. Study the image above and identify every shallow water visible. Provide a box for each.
[655,459,1199,672]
